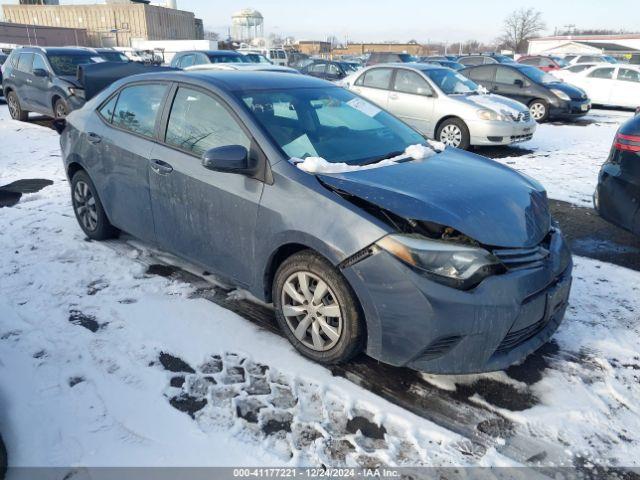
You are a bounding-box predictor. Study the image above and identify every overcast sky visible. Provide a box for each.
[3,0,640,43]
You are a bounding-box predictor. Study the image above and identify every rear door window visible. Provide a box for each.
[466,65,496,82]
[519,57,539,66]
[17,53,34,73]
[617,68,640,83]
[111,83,168,138]
[180,54,195,68]
[361,68,393,89]
[393,69,433,95]
[98,94,118,123]
[588,68,615,79]
[495,67,524,85]
[165,87,250,157]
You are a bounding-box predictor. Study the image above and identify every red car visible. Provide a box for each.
[517,55,569,72]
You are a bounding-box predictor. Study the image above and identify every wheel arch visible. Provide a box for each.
[435,115,467,136]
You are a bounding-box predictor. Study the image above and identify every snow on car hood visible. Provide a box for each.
[463,93,528,117]
[318,148,551,248]
[292,142,445,174]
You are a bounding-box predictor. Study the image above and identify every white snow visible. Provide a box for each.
[292,142,442,174]
[489,109,634,207]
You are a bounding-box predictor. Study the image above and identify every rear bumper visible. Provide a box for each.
[343,229,572,374]
[469,119,537,146]
[595,162,640,236]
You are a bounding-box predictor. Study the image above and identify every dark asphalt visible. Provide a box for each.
[550,199,640,272]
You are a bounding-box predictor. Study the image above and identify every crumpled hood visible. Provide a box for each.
[58,75,83,88]
[319,149,551,248]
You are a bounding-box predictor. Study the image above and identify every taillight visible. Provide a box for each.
[614,132,640,152]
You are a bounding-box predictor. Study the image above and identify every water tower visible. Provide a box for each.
[231,8,264,43]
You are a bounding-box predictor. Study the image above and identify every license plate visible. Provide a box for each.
[523,128,531,133]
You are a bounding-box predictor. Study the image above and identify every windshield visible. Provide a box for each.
[47,54,104,75]
[551,56,569,67]
[239,87,425,165]
[340,62,358,73]
[245,53,271,64]
[422,68,479,94]
[208,54,248,64]
[399,54,417,62]
[100,51,129,63]
[518,65,559,84]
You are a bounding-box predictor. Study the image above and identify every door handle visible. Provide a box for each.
[150,159,173,175]
[389,93,398,100]
[87,132,102,144]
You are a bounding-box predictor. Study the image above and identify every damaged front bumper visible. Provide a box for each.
[342,229,572,374]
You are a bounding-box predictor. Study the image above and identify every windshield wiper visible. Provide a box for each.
[359,150,405,166]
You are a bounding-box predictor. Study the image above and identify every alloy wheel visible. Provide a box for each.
[440,124,462,147]
[530,102,546,121]
[55,102,68,119]
[73,180,98,232]
[280,271,343,351]
[7,95,19,119]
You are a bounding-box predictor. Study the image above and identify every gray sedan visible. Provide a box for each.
[60,71,571,374]
[344,64,536,149]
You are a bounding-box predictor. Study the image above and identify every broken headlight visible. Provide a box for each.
[376,234,503,290]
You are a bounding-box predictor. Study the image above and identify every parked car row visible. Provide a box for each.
[344,64,536,149]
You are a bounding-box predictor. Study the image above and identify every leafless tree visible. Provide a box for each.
[500,8,546,53]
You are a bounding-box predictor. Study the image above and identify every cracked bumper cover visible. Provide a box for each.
[342,230,572,374]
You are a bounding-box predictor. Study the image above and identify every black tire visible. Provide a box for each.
[54,98,69,119]
[529,99,550,123]
[70,170,118,240]
[6,91,28,121]
[436,117,471,150]
[0,434,7,480]
[273,250,364,365]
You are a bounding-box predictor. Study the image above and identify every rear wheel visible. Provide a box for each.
[54,98,69,119]
[529,99,549,123]
[273,250,364,365]
[437,118,471,150]
[6,91,28,121]
[70,170,118,240]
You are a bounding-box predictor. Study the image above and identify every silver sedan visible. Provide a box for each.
[343,63,537,149]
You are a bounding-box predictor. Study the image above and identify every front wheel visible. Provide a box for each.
[54,98,69,119]
[71,170,118,240]
[529,99,549,123]
[436,118,471,150]
[6,91,28,121]
[273,250,364,365]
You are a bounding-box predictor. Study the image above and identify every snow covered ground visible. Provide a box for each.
[486,109,634,207]
[1,104,640,470]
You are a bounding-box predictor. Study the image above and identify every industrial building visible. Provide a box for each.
[332,42,424,56]
[528,34,640,62]
[0,21,88,47]
[1,0,203,48]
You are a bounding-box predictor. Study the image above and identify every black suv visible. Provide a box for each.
[462,63,591,122]
[2,47,104,120]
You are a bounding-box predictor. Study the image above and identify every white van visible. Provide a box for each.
[238,48,288,66]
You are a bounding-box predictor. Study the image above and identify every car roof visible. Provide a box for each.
[368,62,447,71]
[179,50,243,56]
[118,70,332,92]
[19,46,96,55]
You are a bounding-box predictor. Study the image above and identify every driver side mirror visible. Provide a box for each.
[33,68,49,78]
[202,145,257,176]
[514,78,524,88]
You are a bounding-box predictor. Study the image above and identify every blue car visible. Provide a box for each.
[59,71,572,374]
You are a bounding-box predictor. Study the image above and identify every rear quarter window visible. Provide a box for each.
[111,84,168,138]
